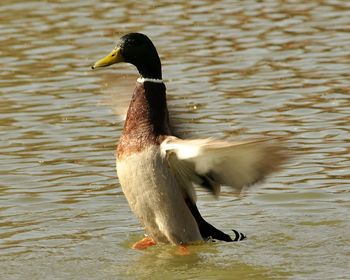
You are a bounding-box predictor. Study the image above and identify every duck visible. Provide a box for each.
[92,32,287,249]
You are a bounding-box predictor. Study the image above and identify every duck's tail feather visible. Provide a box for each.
[184,197,246,242]
[232,229,247,241]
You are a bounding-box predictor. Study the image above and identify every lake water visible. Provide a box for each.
[1,0,349,279]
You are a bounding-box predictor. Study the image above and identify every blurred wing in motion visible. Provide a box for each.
[161,136,288,201]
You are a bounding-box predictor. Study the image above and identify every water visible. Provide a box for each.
[1,0,349,279]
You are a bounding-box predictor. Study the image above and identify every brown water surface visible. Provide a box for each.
[0,1,349,279]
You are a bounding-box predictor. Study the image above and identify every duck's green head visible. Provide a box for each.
[92,33,162,79]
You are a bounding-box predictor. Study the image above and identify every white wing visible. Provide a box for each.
[160,136,288,201]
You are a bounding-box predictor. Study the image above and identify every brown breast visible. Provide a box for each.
[117,81,170,160]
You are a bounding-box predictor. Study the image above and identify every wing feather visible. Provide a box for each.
[161,136,288,197]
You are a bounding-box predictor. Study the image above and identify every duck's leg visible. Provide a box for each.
[132,236,156,250]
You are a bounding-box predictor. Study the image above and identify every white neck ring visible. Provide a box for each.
[137,77,164,84]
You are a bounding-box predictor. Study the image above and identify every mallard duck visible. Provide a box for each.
[92,33,286,249]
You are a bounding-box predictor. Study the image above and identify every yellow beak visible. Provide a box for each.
[91,47,124,69]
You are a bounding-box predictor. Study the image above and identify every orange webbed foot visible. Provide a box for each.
[132,236,156,250]
[176,245,190,256]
